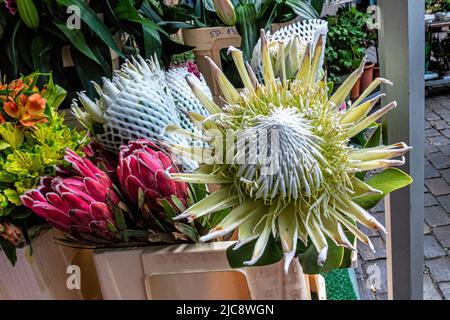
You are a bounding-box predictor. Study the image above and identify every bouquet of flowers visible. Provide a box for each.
[0,73,86,264]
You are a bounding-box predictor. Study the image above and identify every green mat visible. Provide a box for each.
[322,268,359,300]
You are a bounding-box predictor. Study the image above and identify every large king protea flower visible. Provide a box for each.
[169,30,410,271]
[72,56,210,171]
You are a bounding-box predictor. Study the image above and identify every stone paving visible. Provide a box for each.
[355,86,450,300]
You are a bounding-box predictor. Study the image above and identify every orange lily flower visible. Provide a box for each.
[3,93,47,127]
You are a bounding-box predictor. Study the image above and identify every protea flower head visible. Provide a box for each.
[169,29,410,271]
[251,19,328,81]
[117,139,188,209]
[20,149,122,241]
[72,56,210,171]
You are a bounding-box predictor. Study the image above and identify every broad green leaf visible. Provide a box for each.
[30,36,52,73]
[285,0,320,19]
[298,236,344,274]
[114,0,164,58]
[353,168,413,210]
[71,48,105,96]
[55,0,124,58]
[53,20,100,64]
[121,229,150,239]
[364,123,382,148]
[174,222,200,242]
[4,189,21,205]
[310,0,325,16]
[209,208,231,228]
[43,73,67,114]
[171,195,186,212]
[11,20,22,75]
[161,199,176,220]
[0,141,10,150]
[0,238,17,266]
[226,234,284,268]
[235,3,259,61]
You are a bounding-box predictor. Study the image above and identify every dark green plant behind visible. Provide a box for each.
[0,0,191,102]
[425,0,450,13]
[430,33,450,73]
[325,7,373,83]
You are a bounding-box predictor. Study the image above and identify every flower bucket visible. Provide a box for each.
[359,62,375,94]
[373,63,380,80]
[0,229,83,300]
[92,241,316,300]
[182,27,242,104]
[350,77,361,101]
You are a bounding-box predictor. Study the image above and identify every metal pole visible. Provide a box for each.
[378,0,425,299]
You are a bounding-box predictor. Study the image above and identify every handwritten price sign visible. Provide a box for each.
[209,27,238,39]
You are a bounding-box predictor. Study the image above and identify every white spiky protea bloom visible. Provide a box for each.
[72,56,211,171]
[170,30,410,271]
[251,19,328,80]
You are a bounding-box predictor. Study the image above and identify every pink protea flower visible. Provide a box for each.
[21,149,122,241]
[82,142,118,177]
[117,139,188,209]
[4,0,17,15]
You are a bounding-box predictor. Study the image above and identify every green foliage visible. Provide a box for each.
[426,0,450,13]
[226,234,284,268]
[0,0,190,100]
[325,7,373,82]
[167,0,322,62]
[430,33,450,73]
[354,168,413,210]
[0,73,87,221]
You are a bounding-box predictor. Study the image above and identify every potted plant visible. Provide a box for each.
[0,72,89,299]
[431,33,450,77]
[325,7,372,100]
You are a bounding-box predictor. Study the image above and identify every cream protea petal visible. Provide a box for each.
[320,215,354,250]
[340,94,384,125]
[185,75,222,115]
[309,35,325,84]
[335,200,386,233]
[349,142,411,161]
[251,20,327,81]
[278,204,298,272]
[352,78,393,108]
[244,213,274,266]
[171,28,410,270]
[228,46,255,94]
[205,56,240,104]
[260,30,276,87]
[351,157,406,171]
[331,209,375,252]
[200,200,259,242]
[170,172,233,184]
[330,56,367,107]
[235,206,266,249]
[174,185,239,222]
[346,101,397,138]
[76,92,104,124]
[350,176,383,198]
[306,218,328,266]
